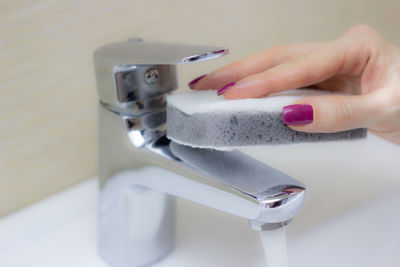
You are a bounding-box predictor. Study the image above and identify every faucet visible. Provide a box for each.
[93,39,306,267]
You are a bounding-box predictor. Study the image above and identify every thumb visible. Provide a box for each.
[282,93,379,133]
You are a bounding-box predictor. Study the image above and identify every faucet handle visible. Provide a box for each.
[95,38,228,66]
[93,39,228,113]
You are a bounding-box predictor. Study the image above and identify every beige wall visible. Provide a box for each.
[1,0,399,216]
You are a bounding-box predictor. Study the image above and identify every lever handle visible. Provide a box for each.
[93,39,228,112]
[94,39,228,66]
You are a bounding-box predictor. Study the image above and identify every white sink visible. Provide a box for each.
[1,134,399,267]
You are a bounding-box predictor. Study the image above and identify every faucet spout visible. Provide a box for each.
[168,141,305,226]
[141,131,306,227]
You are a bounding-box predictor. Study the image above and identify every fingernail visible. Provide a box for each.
[188,74,207,89]
[282,104,314,125]
[217,82,236,96]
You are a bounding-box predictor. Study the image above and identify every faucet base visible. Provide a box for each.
[98,172,175,267]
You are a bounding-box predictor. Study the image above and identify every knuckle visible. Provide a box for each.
[345,25,385,44]
[294,55,320,83]
[333,96,353,128]
[318,96,353,131]
[348,24,377,36]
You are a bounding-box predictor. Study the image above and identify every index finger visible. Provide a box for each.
[193,43,322,90]
[222,38,371,99]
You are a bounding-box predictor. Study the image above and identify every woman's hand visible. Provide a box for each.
[189,25,400,144]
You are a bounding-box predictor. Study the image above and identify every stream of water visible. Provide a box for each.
[259,227,289,267]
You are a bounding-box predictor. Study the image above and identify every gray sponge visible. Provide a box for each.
[166,89,367,149]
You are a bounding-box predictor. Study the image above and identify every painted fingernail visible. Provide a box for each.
[217,82,236,96]
[282,104,314,125]
[188,74,207,89]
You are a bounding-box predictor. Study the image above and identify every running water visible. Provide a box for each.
[259,227,289,267]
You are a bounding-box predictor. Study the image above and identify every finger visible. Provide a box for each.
[222,38,371,99]
[282,92,380,133]
[191,43,322,90]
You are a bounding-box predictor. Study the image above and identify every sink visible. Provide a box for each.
[1,179,400,267]
[0,134,399,267]
[289,189,400,267]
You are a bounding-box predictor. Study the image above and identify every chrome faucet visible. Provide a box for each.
[93,39,306,267]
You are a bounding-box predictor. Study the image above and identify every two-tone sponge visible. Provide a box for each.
[166,89,367,150]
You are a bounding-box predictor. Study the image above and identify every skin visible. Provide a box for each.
[192,25,400,145]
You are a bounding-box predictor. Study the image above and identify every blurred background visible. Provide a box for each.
[1,0,400,219]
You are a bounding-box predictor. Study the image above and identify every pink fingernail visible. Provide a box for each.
[217,82,236,96]
[188,74,207,89]
[282,104,314,125]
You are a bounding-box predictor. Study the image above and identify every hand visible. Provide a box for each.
[189,25,400,144]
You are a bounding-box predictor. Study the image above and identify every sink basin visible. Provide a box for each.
[1,179,399,267]
[0,134,399,267]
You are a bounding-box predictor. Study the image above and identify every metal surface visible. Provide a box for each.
[94,40,228,65]
[93,40,227,111]
[94,39,306,267]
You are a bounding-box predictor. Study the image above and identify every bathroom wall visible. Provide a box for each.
[1,0,400,216]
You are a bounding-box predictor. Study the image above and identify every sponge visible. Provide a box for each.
[166,89,367,149]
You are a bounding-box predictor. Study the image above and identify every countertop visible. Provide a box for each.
[1,170,400,267]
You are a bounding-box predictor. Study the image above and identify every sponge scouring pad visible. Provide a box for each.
[166,89,367,149]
